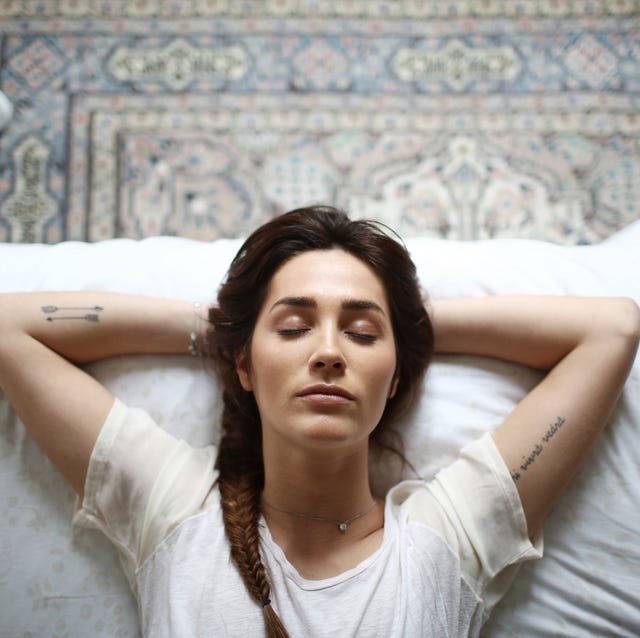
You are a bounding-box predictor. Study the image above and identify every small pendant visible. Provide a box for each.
[338,522,348,532]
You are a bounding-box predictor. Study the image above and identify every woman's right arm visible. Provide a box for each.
[0,292,205,497]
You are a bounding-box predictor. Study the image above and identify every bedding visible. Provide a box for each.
[1,222,639,637]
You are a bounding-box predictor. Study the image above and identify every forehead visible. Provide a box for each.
[264,249,389,309]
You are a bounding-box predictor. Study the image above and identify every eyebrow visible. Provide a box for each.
[270,296,386,315]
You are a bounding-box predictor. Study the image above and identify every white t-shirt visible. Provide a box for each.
[73,399,542,637]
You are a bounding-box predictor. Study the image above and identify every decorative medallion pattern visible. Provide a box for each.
[392,39,522,90]
[107,38,249,90]
[2,137,58,242]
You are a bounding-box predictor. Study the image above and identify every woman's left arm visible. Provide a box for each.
[430,295,640,538]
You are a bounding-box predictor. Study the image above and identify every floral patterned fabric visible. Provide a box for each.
[0,1,638,243]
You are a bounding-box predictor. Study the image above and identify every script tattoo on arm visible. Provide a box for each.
[510,416,566,482]
[41,305,103,323]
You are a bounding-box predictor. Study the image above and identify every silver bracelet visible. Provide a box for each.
[189,301,204,356]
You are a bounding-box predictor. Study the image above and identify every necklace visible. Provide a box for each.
[261,497,378,532]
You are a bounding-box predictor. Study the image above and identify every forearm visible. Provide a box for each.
[0,291,209,364]
[430,295,640,370]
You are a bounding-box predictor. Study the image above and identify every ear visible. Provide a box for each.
[235,351,253,392]
[388,372,399,399]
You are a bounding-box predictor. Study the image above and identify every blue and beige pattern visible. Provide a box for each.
[0,1,638,243]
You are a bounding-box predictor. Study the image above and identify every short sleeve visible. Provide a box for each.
[394,433,543,615]
[72,398,218,592]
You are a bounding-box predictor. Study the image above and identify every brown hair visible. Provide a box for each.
[208,205,434,636]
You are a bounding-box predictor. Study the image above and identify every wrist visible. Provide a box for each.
[188,301,211,357]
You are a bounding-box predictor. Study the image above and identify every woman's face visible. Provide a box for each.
[236,249,398,453]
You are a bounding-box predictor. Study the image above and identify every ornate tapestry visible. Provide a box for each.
[0,1,638,244]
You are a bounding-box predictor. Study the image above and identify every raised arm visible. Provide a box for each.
[0,292,207,496]
[430,295,640,538]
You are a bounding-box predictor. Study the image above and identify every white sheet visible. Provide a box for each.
[1,223,639,636]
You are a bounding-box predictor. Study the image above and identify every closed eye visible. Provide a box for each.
[277,328,309,337]
[345,331,377,343]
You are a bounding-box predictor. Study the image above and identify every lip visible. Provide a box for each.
[296,384,356,403]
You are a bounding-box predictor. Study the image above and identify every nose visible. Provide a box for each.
[309,328,346,372]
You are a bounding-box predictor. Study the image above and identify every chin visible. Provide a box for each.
[296,416,370,448]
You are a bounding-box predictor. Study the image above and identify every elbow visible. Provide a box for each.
[613,297,640,353]
[618,297,640,337]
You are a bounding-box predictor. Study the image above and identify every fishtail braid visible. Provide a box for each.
[219,473,289,638]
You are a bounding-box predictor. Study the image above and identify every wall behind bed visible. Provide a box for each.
[0,1,639,245]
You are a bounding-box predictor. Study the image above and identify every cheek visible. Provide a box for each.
[247,340,294,397]
[366,351,398,401]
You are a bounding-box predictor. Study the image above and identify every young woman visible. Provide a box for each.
[0,206,638,637]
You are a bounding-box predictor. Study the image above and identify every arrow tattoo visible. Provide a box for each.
[45,313,101,323]
[41,305,104,314]
[41,305,103,323]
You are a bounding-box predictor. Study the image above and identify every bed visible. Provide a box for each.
[1,222,639,637]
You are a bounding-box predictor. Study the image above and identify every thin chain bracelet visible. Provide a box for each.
[189,301,206,357]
